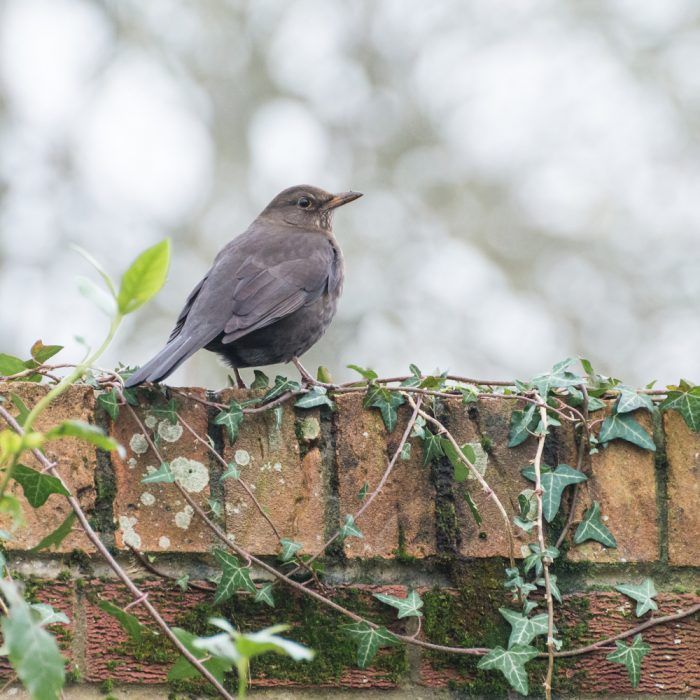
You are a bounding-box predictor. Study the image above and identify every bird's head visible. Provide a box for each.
[260,185,362,231]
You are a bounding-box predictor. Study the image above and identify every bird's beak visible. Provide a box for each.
[324,191,363,209]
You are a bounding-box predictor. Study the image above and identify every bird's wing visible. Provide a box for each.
[221,243,335,343]
[168,273,209,341]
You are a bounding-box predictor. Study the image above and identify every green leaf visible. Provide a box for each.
[364,385,405,432]
[71,243,117,297]
[117,238,171,314]
[97,390,120,420]
[460,385,480,404]
[251,370,269,390]
[12,463,70,508]
[30,341,63,364]
[220,463,240,481]
[223,621,314,662]
[477,644,539,695]
[347,364,378,382]
[29,603,70,627]
[399,442,411,461]
[659,386,700,432]
[508,404,537,447]
[76,275,117,316]
[586,396,607,412]
[357,482,369,500]
[421,432,444,466]
[499,608,550,648]
[574,501,617,547]
[294,387,334,409]
[262,375,301,402]
[316,365,332,383]
[150,398,179,425]
[213,549,257,603]
[606,634,650,688]
[30,512,76,552]
[615,579,658,617]
[255,584,275,608]
[616,387,654,414]
[374,590,423,619]
[279,538,303,562]
[10,394,31,426]
[167,627,233,683]
[141,462,176,484]
[521,464,588,522]
[441,438,476,482]
[599,413,655,451]
[536,575,562,604]
[0,580,65,700]
[342,622,399,668]
[214,401,244,443]
[523,544,559,577]
[0,353,26,376]
[463,491,482,526]
[46,420,124,455]
[97,599,153,644]
[339,514,363,540]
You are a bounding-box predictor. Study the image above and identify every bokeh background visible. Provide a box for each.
[1,0,699,388]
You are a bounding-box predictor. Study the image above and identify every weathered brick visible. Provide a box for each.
[218,389,326,557]
[110,387,214,552]
[0,383,97,552]
[335,394,436,558]
[664,410,700,566]
[566,410,658,563]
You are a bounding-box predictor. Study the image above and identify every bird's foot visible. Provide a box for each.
[292,358,333,389]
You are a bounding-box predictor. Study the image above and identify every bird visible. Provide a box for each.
[124,184,362,389]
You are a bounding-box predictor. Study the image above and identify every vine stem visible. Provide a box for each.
[0,405,234,700]
[407,395,517,569]
[532,400,555,700]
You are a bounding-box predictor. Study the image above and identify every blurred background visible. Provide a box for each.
[1,0,699,388]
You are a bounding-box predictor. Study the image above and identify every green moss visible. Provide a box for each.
[480,435,493,453]
[436,501,457,544]
[65,666,82,684]
[100,678,114,694]
[393,521,418,564]
[56,569,71,582]
[67,548,93,573]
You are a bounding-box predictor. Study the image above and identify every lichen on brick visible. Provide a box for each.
[157,419,183,443]
[170,456,209,493]
[129,433,149,455]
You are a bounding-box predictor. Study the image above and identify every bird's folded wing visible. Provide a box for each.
[221,254,330,343]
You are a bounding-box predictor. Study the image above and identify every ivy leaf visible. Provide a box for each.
[213,549,257,603]
[220,463,240,481]
[10,394,31,426]
[536,575,562,604]
[364,385,405,433]
[12,463,70,507]
[508,404,537,447]
[30,512,76,552]
[141,462,175,484]
[574,501,617,548]
[616,387,654,414]
[30,341,63,364]
[0,580,65,700]
[279,538,303,562]
[168,627,233,683]
[347,365,378,382]
[339,514,363,540]
[29,603,70,627]
[214,401,244,443]
[77,275,117,316]
[250,370,269,390]
[463,491,482,526]
[0,353,27,376]
[615,579,658,617]
[294,387,334,410]
[262,376,301,402]
[342,622,399,669]
[399,442,411,460]
[586,396,607,412]
[357,482,369,500]
[151,399,179,425]
[606,634,650,688]
[599,413,655,451]
[499,608,550,648]
[441,439,476,482]
[421,432,444,466]
[97,390,120,420]
[98,599,153,644]
[254,584,275,608]
[373,590,423,619]
[523,544,559,577]
[521,464,588,522]
[477,644,539,695]
[117,238,171,315]
[659,386,700,432]
[46,420,124,456]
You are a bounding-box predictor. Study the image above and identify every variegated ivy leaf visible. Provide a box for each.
[373,590,423,619]
[508,404,537,447]
[599,413,655,451]
[659,385,700,432]
[254,584,275,608]
[294,387,334,410]
[213,548,257,603]
[606,634,650,688]
[574,501,617,548]
[615,387,654,414]
[342,622,399,669]
[615,579,658,617]
[477,644,539,695]
[214,401,244,443]
[499,608,550,648]
[521,464,588,522]
[339,514,363,539]
[279,538,303,562]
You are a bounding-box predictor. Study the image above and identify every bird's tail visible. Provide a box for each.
[124,336,197,388]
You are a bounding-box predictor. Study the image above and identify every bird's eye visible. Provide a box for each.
[297,196,311,209]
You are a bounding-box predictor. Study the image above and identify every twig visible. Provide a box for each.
[0,405,234,700]
[127,545,215,593]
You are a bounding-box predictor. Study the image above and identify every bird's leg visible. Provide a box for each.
[233,368,246,389]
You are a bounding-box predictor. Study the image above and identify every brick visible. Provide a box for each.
[566,410,658,563]
[0,383,97,552]
[664,410,700,566]
[335,394,436,558]
[110,387,214,552]
[218,389,326,557]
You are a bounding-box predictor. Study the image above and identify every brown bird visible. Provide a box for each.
[125,185,362,388]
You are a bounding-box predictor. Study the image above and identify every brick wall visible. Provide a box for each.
[1,382,698,697]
